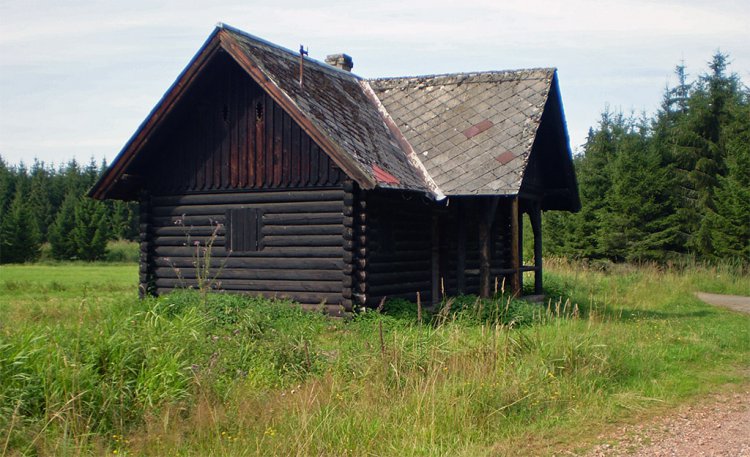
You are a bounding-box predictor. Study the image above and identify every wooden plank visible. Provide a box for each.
[367,270,430,285]
[186,106,198,191]
[154,256,343,269]
[310,143,320,186]
[254,96,264,188]
[153,246,342,258]
[318,144,329,185]
[479,216,491,298]
[264,94,274,187]
[249,208,259,251]
[245,92,255,188]
[530,202,543,294]
[155,278,341,293]
[154,288,342,306]
[282,111,291,185]
[151,189,343,206]
[150,200,342,216]
[262,224,341,236]
[431,214,440,305]
[367,260,430,273]
[456,201,466,293]
[229,67,239,188]
[151,236,226,247]
[368,282,431,296]
[196,104,206,190]
[262,235,343,247]
[510,197,521,296]
[154,267,343,281]
[237,73,248,188]
[273,98,283,187]
[290,121,301,187]
[300,131,310,186]
[262,213,343,225]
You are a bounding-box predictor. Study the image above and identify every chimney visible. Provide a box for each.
[325,53,354,72]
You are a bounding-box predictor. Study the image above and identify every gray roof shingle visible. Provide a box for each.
[367,70,555,195]
[93,24,566,201]
[223,26,434,194]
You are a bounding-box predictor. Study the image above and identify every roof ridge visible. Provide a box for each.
[359,80,445,200]
[217,22,362,80]
[368,68,555,87]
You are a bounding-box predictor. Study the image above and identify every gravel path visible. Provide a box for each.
[584,293,750,456]
[695,292,750,315]
[585,389,750,456]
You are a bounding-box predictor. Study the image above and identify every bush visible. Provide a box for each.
[105,239,139,262]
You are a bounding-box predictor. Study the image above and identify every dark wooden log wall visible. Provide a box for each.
[442,199,515,298]
[362,192,515,307]
[129,53,350,311]
[146,189,346,310]
[136,52,343,194]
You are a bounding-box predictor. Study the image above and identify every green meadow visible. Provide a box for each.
[1,260,749,456]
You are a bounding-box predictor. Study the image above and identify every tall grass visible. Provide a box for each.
[36,240,139,264]
[1,261,748,456]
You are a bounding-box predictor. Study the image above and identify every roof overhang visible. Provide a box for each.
[90,25,377,200]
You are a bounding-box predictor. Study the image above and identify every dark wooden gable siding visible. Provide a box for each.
[135,52,343,194]
[136,52,348,311]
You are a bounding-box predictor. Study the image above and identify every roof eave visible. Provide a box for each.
[90,25,379,201]
[89,26,225,200]
[218,30,377,190]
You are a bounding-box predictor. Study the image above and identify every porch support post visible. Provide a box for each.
[479,197,500,298]
[510,197,522,296]
[431,214,440,305]
[456,200,466,294]
[530,202,543,295]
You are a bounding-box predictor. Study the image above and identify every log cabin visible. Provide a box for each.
[90,23,580,314]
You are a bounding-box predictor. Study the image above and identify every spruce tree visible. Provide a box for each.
[0,156,13,222]
[49,193,79,260]
[72,197,109,261]
[708,100,750,261]
[0,188,41,263]
[28,160,54,241]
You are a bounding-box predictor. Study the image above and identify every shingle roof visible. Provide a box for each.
[367,70,555,195]
[223,25,434,194]
[91,24,572,203]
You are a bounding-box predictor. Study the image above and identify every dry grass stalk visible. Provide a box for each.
[417,292,422,325]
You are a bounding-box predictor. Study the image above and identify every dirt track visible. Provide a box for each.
[585,389,750,456]
[695,292,750,315]
[584,292,750,456]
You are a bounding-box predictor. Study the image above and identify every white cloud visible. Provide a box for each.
[0,0,748,163]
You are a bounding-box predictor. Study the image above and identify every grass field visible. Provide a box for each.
[1,260,749,456]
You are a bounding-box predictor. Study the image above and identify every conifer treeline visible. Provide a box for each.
[1,53,747,265]
[0,158,138,263]
[545,53,749,263]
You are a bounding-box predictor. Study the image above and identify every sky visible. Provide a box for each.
[1,0,748,166]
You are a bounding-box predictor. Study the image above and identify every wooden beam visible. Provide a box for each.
[510,197,521,296]
[530,202,543,295]
[479,217,491,298]
[479,197,500,298]
[456,200,466,294]
[219,32,377,190]
[90,34,223,200]
[431,214,440,305]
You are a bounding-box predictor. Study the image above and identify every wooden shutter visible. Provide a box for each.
[225,208,263,252]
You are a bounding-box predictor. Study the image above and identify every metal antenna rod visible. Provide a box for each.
[299,45,309,87]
